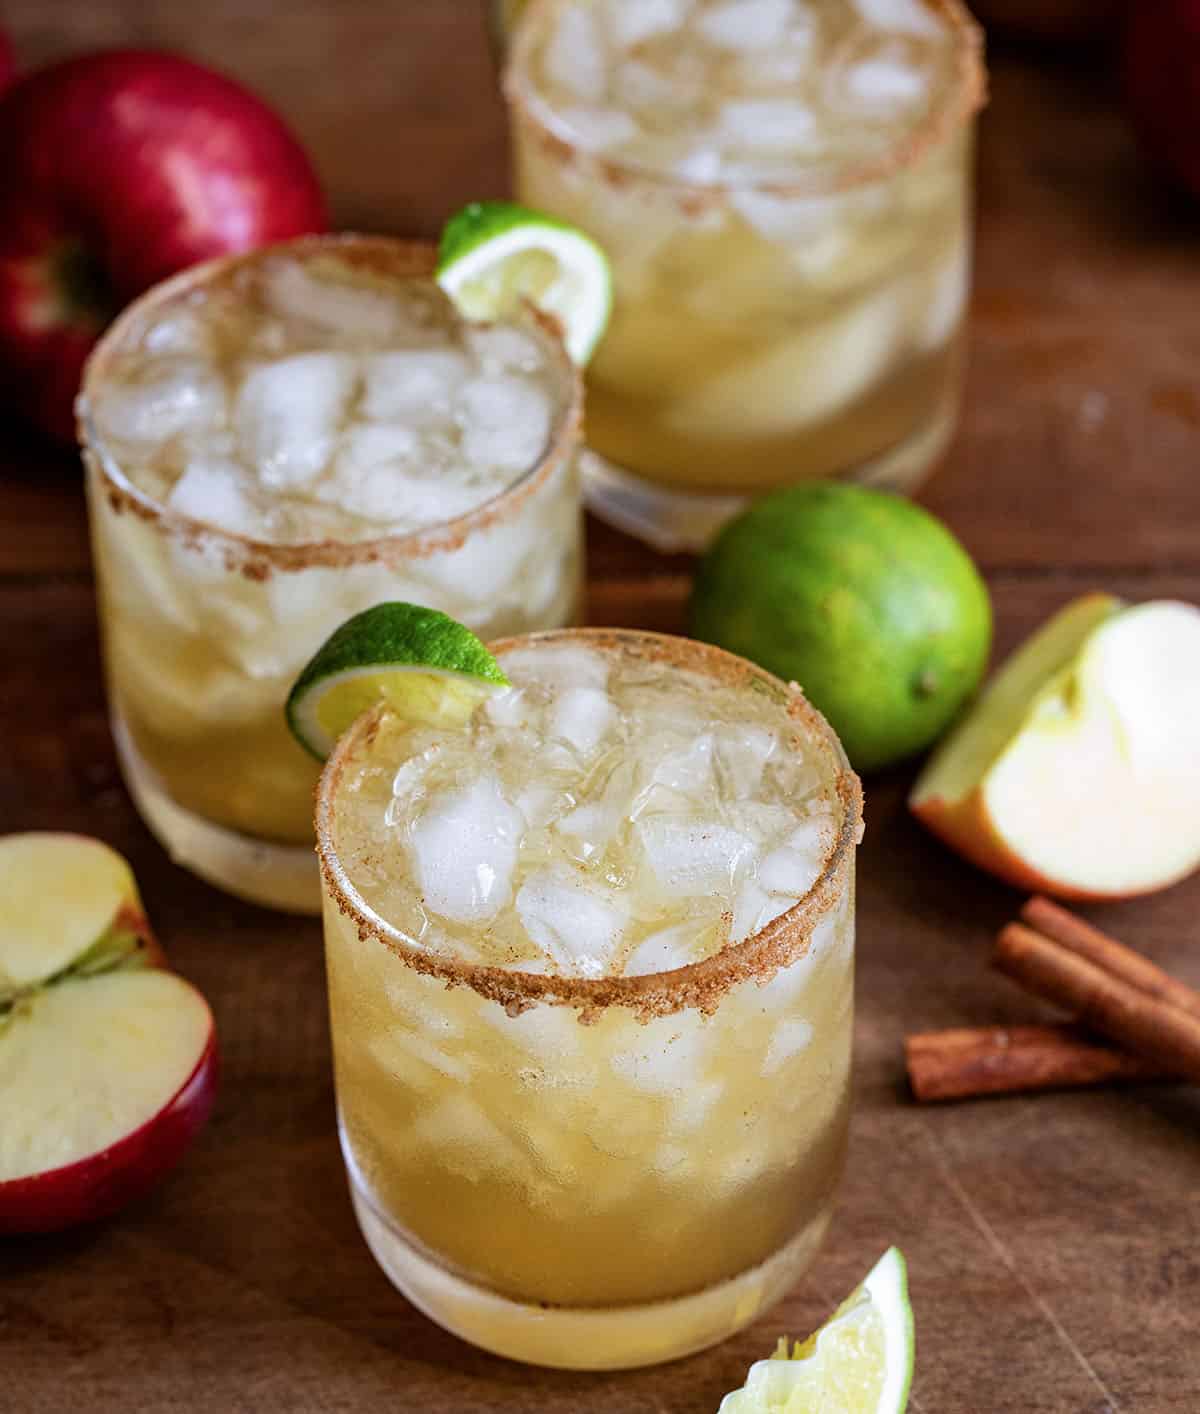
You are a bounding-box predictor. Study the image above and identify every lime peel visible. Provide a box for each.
[437,199,612,365]
[286,603,508,761]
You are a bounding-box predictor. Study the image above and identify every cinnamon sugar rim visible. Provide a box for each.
[316,628,864,1022]
[77,234,583,579]
[505,0,986,200]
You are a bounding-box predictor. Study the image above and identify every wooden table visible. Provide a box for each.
[4,6,1199,1410]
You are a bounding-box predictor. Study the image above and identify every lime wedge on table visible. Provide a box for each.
[718,1248,914,1414]
[285,604,508,760]
[437,200,612,365]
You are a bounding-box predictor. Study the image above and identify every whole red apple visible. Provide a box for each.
[0,49,327,443]
[1124,1,1200,200]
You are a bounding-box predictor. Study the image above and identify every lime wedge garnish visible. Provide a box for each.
[436,199,612,365]
[718,1248,914,1414]
[285,603,509,760]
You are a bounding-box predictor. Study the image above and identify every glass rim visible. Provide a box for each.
[504,0,986,201]
[77,233,584,579]
[315,627,864,1021]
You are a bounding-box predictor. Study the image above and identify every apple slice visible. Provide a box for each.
[910,595,1200,900]
[0,833,217,1234]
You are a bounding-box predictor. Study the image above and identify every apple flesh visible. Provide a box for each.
[0,833,217,1234]
[910,595,1200,901]
[0,49,327,442]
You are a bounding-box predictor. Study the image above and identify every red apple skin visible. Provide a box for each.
[0,49,327,442]
[113,898,167,970]
[910,791,1196,904]
[1124,2,1200,200]
[0,1023,218,1236]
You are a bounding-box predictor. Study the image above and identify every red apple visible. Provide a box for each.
[0,833,218,1234]
[0,49,327,443]
[1124,1,1200,200]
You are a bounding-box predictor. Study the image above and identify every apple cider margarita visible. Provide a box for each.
[79,237,582,912]
[506,0,984,548]
[318,629,862,1369]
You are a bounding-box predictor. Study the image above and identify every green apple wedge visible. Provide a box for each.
[910,595,1200,900]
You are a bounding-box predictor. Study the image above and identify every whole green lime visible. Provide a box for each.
[690,483,992,773]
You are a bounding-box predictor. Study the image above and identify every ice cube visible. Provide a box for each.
[672,146,724,184]
[166,456,264,538]
[362,349,471,422]
[263,260,404,341]
[372,1024,473,1084]
[623,922,697,976]
[714,725,778,796]
[456,374,553,474]
[483,686,534,730]
[500,644,610,693]
[763,1018,813,1074]
[636,818,755,898]
[699,0,795,50]
[410,1093,524,1175]
[730,189,843,244]
[416,500,541,601]
[515,783,573,829]
[615,59,684,112]
[515,865,629,977]
[719,100,817,151]
[843,55,930,113]
[649,733,715,796]
[786,812,837,857]
[142,308,212,357]
[235,352,356,490]
[550,685,617,755]
[543,2,608,103]
[917,241,968,351]
[852,0,942,39]
[95,358,226,446]
[555,105,641,151]
[758,844,821,898]
[336,422,419,475]
[555,800,622,859]
[674,1078,723,1130]
[407,776,523,924]
[732,879,771,942]
[465,326,544,375]
[606,0,690,47]
[610,1023,705,1094]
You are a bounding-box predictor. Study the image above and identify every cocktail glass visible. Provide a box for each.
[318,628,863,1369]
[505,0,985,549]
[80,237,583,913]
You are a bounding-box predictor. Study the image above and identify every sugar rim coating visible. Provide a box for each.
[316,628,864,1022]
[77,234,583,582]
[505,0,986,202]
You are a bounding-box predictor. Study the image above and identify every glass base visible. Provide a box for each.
[112,713,321,915]
[344,1151,833,1371]
[581,393,958,553]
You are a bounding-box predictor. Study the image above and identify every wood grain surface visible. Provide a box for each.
[3,5,1200,1411]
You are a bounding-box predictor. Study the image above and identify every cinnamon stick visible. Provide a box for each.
[993,922,1200,1082]
[906,1023,1171,1102]
[1021,896,1200,1019]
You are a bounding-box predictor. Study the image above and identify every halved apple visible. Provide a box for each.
[910,595,1200,900]
[0,834,217,1233]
